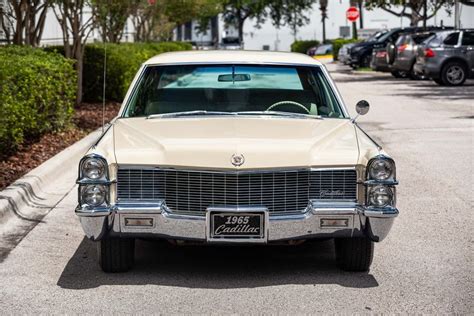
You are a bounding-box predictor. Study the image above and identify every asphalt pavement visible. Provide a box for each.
[0,63,472,314]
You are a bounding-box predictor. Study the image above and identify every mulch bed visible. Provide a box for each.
[0,102,121,191]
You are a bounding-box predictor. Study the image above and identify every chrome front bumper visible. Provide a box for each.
[76,201,398,243]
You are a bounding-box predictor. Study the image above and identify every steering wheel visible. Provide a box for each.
[265,100,310,114]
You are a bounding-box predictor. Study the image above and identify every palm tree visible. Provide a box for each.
[319,0,328,43]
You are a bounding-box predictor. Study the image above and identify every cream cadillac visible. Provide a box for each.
[76,51,398,273]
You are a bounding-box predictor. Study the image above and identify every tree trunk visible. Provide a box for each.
[238,19,244,49]
[358,1,364,29]
[75,48,84,105]
[13,4,23,45]
[322,17,326,43]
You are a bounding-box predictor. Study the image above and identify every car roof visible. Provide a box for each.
[144,50,323,66]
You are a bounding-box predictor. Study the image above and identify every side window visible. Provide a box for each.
[461,31,474,46]
[395,36,405,46]
[443,32,460,45]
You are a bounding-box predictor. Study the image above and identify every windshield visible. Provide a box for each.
[124,64,345,118]
[367,30,388,42]
[376,29,398,43]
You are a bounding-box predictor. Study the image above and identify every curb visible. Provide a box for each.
[0,129,101,226]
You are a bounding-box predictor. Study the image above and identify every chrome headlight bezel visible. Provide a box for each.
[367,155,396,181]
[79,154,108,180]
[80,184,108,207]
[367,185,395,208]
[77,154,111,208]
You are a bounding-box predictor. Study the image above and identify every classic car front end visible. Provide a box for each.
[75,51,398,273]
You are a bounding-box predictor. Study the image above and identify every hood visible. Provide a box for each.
[112,117,360,169]
[352,41,376,49]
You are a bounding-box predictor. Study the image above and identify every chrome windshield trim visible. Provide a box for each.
[120,63,349,119]
[147,110,237,119]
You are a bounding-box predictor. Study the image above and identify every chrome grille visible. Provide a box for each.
[116,168,357,214]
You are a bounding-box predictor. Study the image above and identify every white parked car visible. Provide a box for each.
[76,51,398,273]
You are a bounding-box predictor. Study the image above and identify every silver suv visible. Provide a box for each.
[414,30,474,86]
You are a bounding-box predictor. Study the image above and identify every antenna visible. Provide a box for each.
[102,41,107,134]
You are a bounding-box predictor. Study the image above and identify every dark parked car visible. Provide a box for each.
[368,26,451,75]
[349,30,388,68]
[414,29,474,86]
[388,31,441,79]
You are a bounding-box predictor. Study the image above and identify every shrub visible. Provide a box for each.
[0,46,76,157]
[332,38,361,60]
[47,41,192,102]
[290,40,320,54]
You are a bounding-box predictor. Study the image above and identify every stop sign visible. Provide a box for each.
[346,7,360,22]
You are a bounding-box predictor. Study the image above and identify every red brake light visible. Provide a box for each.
[398,44,408,53]
[424,48,435,58]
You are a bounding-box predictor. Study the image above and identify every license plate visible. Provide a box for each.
[209,212,265,239]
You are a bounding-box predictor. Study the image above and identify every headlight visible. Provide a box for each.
[368,158,394,180]
[368,185,393,207]
[82,157,106,179]
[81,184,106,206]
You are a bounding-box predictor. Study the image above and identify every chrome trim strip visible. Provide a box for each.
[77,179,116,185]
[364,179,399,186]
[354,123,383,150]
[364,206,399,218]
[115,165,358,173]
[76,206,111,217]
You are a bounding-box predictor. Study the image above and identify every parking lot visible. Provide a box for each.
[0,62,472,314]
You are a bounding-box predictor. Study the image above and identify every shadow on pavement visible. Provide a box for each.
[57,237,379,290]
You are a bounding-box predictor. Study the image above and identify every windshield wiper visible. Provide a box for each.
[236,111,323,119]
[147,110,322,119]
[147,110,236,119]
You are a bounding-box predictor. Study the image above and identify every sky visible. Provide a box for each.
[242,1,474,51]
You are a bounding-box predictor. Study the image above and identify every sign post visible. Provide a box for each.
[346,7,360,39]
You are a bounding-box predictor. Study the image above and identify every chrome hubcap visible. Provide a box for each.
[446,66,464,84]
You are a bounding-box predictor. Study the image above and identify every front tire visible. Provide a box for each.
[391,70,408,78]
[409,64,424,80]
[98,237,135,273]
[335,237,374,272]
[361,54,371,68]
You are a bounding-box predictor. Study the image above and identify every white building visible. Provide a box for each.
[1,1,473,50]
[242,1,474,51]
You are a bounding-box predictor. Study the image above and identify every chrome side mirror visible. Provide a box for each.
[352,100,370,122]
[356,100,370,115]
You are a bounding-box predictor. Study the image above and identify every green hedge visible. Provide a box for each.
[0,46,76,157]
[46,41,192,102]
[332,38,361,60]
[290,40,320,54]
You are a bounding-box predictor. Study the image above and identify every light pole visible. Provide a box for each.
[454,0,460,29]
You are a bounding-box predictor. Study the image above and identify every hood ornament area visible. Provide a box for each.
[231,154,245,167]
